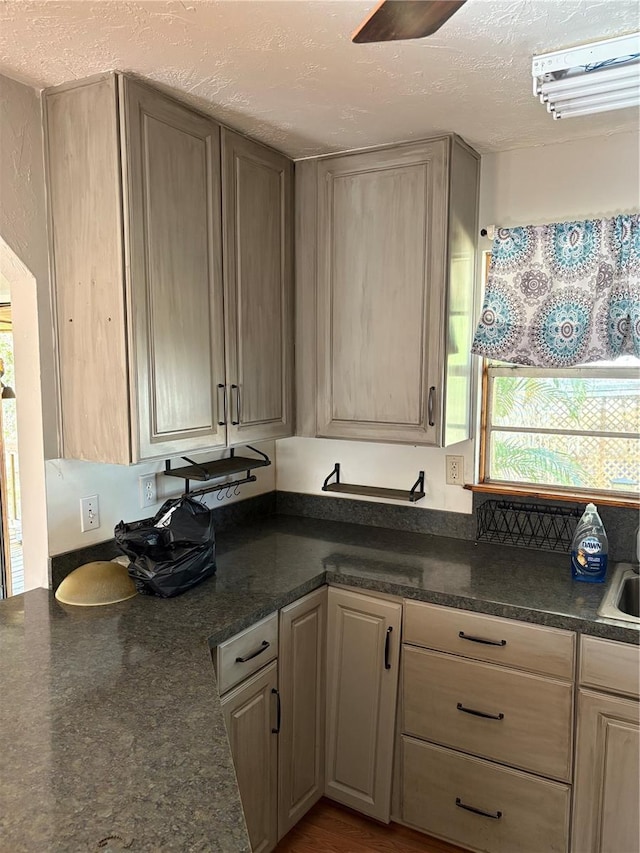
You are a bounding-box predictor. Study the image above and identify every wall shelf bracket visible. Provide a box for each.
[322,463,425,503]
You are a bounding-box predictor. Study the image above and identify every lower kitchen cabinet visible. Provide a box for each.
[219,590,639,853]
[325,587,402,822]
[572,637,640,853]
[278,588,327,839]
[218,589,327,853]
[403,645,573,781]
[400,600,575,853]
[221,661,279,853]
[402,736,570,853]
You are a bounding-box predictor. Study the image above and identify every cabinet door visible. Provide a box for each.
[121,77,227,460]
[221,661,278,853]
[222,130,294,445]
[325,588,402,821]
[278,588,327,839]
[572,689,640,853]
[44,74,131,464]
[316,140,448,444]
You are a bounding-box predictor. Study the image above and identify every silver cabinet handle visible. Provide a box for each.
[231,384,241,426]
[217,384,228,426]
[428,386,436,427]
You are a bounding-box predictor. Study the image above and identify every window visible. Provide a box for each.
[482,361,640,498]
[478,250,640,502]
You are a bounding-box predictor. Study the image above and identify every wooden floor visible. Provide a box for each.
[275,800,469,853]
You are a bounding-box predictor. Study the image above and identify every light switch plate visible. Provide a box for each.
[80,495,100,532]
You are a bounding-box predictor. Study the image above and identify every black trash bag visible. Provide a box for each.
[114,496,216,598]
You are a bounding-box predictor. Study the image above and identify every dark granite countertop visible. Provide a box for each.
[1,515,637,852]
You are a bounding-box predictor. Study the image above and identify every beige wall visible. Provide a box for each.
[276,129,640,512]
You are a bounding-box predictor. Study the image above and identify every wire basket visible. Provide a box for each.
[475,500,581,553]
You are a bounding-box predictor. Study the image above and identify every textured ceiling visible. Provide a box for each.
[0,0,639,158]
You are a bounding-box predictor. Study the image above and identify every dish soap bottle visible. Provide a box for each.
[571,503,608,583]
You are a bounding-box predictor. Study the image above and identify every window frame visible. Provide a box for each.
[479,362,640,502]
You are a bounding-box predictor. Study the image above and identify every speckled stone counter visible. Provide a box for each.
[1,516,637,853]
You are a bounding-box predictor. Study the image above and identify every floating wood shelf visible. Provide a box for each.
[322,463,425,503]
[163,446,271,497]
[164,455,270,482]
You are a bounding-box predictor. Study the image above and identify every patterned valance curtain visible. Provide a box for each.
[471,214,640,366]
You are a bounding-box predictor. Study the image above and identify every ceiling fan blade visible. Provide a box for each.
[352,0,467,44]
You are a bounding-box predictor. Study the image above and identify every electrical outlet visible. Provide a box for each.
[139,473,157,508]
[446,455,464,486]
[80,495,100,532]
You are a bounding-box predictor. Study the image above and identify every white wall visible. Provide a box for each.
[46,442,276,556]
[0,74,55,589]
[479,130,640,231]
[276,437,473,513]
[0,74,58,460]
[277,129,640,513]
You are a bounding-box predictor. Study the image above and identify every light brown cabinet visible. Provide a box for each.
[402,737,571,853]
[217,589,326,853]
[572,637,640,853]
[44,73,293,464]
[121,77,227,460]
[325,587,402,822]
[400,601,574,853]
[222,130,294,446]
[221,661,279,853]
[278,588,326,839]
[296,135,479,446]
[403,645,574,781]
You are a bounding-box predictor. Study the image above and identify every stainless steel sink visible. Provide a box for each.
[598,564,640,624]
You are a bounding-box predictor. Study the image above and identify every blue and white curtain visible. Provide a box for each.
[471,214,640,366]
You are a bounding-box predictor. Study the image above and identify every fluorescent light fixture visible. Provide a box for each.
[532,32,640,119]
[552,98,640,120]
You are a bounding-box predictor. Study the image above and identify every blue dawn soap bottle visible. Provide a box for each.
[571,503,608,583]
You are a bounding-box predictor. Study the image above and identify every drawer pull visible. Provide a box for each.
[455,797,502,820]
[235,640,270,663]
[231,383,241,426]
[459,631,506,647]
[428,386,436,427]
[384,626,393,670]
[271,687,281,734]
[217,383,228,426]
[457,702,504,721]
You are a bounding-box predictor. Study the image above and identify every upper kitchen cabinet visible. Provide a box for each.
[222,130,294,445]
[44,73,294,464]
[296,135,479,446]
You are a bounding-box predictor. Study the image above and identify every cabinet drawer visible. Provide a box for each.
[579,635,640,699]
[403,646,573,781]
[404,600,575,679]
[402,737,570,853]
[216,612,278,695]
